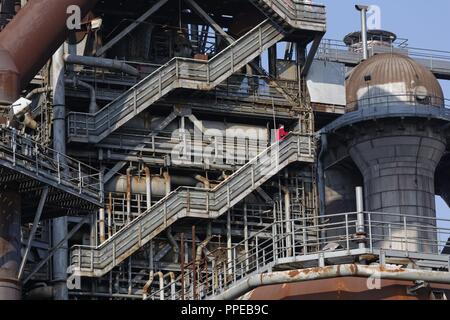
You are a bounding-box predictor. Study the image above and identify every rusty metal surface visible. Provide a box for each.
[245,277,450,300]
[0,0,98,104]
[346,53,444,112]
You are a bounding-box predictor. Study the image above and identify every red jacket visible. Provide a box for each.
[276,127,288,141]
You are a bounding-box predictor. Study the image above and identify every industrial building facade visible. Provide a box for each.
[0,0,449,300]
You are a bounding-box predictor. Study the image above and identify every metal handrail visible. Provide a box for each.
[316,38,450,77]
[67,1,327,143]
[67,19,284,143]
[0,127,103,204]
[147,210,450,300]
[69,133,314,276]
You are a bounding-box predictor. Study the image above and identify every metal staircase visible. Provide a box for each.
[249,0,326,32]
[0,127,103,215]
[68,133,315,278]
[67,1,326,144]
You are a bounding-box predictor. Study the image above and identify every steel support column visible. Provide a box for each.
[51,45,68,300]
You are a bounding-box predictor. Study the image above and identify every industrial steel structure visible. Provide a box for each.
[0,0,450,300]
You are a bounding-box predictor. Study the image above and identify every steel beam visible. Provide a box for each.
[95,0,169,57]
[301,33,324,77]
[103,110,178,182]
[184,0,233,43]
[22,216,90,285]
[18,187,49,280]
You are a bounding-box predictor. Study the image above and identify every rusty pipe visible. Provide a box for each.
[281,186,292,256]
[25,87,51,100]
[0,0,99,105]
[194,175,210,189]
[196,236,214,264]
[212,264,450,300]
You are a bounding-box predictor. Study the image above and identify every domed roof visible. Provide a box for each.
[346,53,444,112]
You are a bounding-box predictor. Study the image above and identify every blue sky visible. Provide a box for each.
[319,0,450,232]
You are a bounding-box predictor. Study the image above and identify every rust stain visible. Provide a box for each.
[288,270,300,277]
[378,265,406,273]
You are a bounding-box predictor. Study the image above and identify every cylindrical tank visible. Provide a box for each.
[348,120,446,253]
[344,53,447,253]
[0,184,21,300]
[105,175,198,196]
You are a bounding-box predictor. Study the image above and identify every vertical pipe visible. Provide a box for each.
[107,192,112,238]
[268,45,277,78]
[244,202,249,271]
[227,210,232,274]
[163,171,171,195]
[144,167,151,210]
[356,186,366,250]
[356,5,369,60]
[180,233,185,300]
[99,208,105,243]
[126,167,132,224]
[282,187,292,256]
[51,45,68,300]
[191,225,197,300]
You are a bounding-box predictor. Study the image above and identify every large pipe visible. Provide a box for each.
[0,0,99,106]
[64,54,139,77]
[105,175,197,196]
[212,264,450,300]
[51,45,68,301]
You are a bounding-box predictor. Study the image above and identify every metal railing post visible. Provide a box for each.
[368,212,373,252]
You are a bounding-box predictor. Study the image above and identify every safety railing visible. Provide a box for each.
[320,94,450,133]
[346,94,450,112]
[67,19,285,143]
[0,127,103,205]
[69,133,315,277]
[250,0,326,30]
[147,211,450,300]
[316,38,450,78]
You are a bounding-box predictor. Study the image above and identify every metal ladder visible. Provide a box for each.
[68,133,315,278]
